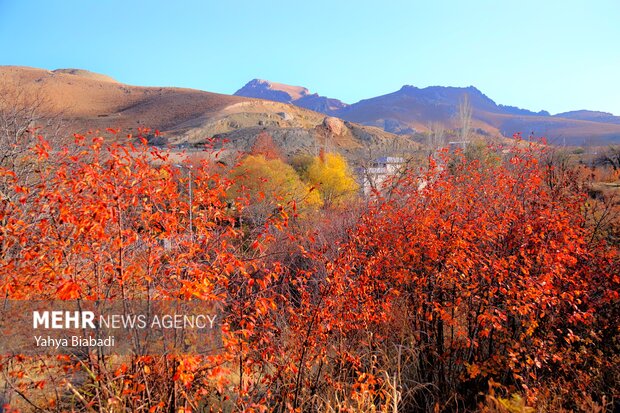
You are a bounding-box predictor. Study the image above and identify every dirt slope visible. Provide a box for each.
[0,66,413,157]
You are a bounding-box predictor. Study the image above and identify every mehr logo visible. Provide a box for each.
[0,302,221,355]
[32,310,219,330]
[33,311,96,329]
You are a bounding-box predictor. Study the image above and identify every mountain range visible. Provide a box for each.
[235,79,620,145]
[2,65,619,159]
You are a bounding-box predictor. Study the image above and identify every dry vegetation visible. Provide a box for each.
[0,123,617,412]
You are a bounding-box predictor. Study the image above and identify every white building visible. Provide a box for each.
[358,156,405,196]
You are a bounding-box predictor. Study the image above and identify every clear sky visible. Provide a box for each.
[1,0,618,115]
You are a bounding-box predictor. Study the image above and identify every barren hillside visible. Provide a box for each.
[0,66,415,158]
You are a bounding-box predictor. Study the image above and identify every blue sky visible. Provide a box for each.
[1,0,618,115]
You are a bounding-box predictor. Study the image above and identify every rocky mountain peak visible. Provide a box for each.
[235,79,347,115]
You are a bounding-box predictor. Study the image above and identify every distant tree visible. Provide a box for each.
[458,93,473,142]
[304,152,359,208]
[463,138,500,167]
[0,82,65,171]
[230,154,321,224]
[250,131,283,160]
[428,121,446,151]
[594,146,620,171]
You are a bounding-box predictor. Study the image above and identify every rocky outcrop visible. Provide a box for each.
[322,116,346,135]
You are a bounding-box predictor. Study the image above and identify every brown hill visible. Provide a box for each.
[0,66,414,158]
[0,65,245,127]
[477,111,620,145]
[51,68,119,83]
[553,110,620,125]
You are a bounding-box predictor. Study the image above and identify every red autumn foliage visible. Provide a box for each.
[0,131,617,412]
[289,144,619,409]
[250,131,283,160]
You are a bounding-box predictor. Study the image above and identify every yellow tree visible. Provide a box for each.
[230,154,321,224]
[305,152,359,208]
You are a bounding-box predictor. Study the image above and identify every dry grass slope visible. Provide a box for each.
[0,66,415,158]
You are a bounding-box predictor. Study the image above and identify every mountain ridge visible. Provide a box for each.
[234,78,620,144]
[235,79,348,115]
[3,65,619,149]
